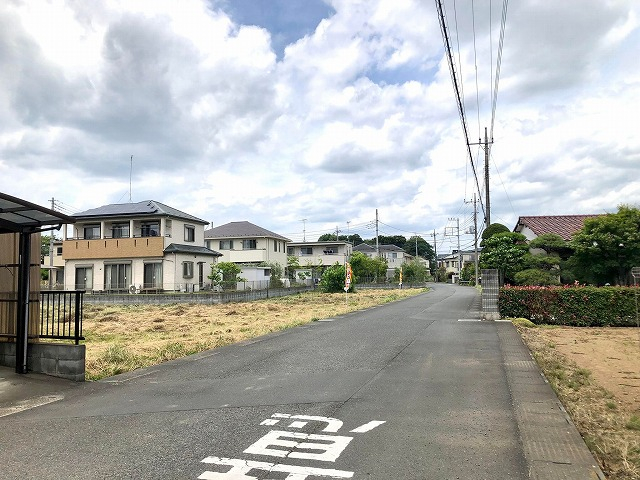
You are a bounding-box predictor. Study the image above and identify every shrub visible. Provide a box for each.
[319,263,354,293]
[499,285,638,326]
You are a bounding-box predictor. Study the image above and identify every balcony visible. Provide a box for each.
[62,236,165,260]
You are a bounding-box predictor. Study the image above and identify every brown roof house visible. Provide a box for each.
[513,215,602,241]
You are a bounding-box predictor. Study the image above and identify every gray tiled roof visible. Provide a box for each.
[72,200,208,224]
[163,244,221,256]
[204,221,290,241]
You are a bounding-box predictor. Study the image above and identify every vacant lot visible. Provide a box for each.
[517,324,639,480]
[83,288,425,380]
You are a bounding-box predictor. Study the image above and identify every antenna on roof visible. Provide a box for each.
[129,155,133,202]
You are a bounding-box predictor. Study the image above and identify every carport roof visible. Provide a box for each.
[0,192,75,234]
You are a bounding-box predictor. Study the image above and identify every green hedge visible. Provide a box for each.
[499,285,639,326]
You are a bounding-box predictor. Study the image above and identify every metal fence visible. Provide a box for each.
[40,290,85,344]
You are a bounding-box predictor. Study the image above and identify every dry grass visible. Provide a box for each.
[516,323,640,480]
[82,288,425,381]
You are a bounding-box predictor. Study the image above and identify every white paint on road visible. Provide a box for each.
[350,420,386,433]
[266,413,343,432]
[244,430,353,462]
[199,457,354,479]
[0,394,64,418]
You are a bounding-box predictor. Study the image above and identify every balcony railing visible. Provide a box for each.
[40,290,85,345]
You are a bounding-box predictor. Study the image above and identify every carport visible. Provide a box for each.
[0,192,74,374]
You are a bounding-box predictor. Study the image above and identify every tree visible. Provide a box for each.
[317,233,363,244]
[571,205,640,285]
[514,268,561,286]
[209,262,243,290]
[529,233,574,260]
[395,259,430,284]
[479,232,528,284]
[319,263,354,293]
[403,236,435,261]
[480,223,510,246]
[349,251,387,283]
[261,262,284,288]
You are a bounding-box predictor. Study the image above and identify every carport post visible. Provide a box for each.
[15,231,31,374]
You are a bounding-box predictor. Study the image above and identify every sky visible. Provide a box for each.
[1,0,638,253]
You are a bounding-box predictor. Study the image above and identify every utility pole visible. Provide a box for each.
[300,219,307,242]
[484,127,491,226]
[447,217,461,282]
[432,230,438,282]
[375,209,379,258]
[415,233,418,256]
[473,193,479,286]
[335,226,340,240]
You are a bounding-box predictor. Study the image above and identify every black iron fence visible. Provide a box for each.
[40,290,85,344]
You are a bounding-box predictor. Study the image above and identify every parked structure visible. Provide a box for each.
[287,241,352,283]
[205,221,290,287]
[42,239,64,288]
[438,249,480,281]
[513,214,601,241]
[63,201,220,293]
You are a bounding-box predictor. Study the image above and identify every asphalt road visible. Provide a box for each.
[1,285,530,479]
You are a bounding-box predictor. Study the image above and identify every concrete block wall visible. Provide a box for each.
[0,342,85,382]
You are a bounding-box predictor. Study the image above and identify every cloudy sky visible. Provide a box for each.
[1,0,638,252]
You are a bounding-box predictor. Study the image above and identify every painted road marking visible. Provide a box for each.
[198,412,385,479]
[350,420,386,433]
[0,394,64,418]
[244,430,353,462]
[199,457,354,479]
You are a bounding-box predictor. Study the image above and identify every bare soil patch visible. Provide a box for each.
[517,324,640,479]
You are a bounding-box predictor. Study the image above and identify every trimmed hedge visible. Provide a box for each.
[499,285,639,326]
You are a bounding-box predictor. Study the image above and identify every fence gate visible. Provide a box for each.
[481,269,500,320]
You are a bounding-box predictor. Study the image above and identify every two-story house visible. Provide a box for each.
[204,221,290,285]
[287,241,353,283]
[63,200,221,293]
[41,239,64,288]
[352,243,413,280]
[438,249,480,281]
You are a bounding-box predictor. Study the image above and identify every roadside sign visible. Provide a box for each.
[344,262,352,292]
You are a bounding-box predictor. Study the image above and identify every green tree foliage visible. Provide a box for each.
[319,263,354,293]
[460,262,477,284]
[403,236,435,262]
[262,262,284,288]
[529,233,574,259]
[349,251,387,282]
[571,205,640,285]
[377,235,407,248]
[479,232,528,284]
[317,233,363,244]
[395,259,430,284]
[286,255,300,279]
[514,268,561,286]
[481,223,510,243]
[435,265,447,282]
[209,262,243,290]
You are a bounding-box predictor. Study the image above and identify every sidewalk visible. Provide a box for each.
[497,322,605,480]
[0,366,81,418]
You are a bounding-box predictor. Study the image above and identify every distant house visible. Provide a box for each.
[63,200,220,293]
[41,239,65,287]
[352,243,413,280]
[204,221,290,287]
[438,249,480,280]
[287,241,353,283]
[513,215,602,241]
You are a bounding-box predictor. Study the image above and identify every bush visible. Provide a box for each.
[319,263,354,293]
[514,268,560,286]
[499,285,638,326]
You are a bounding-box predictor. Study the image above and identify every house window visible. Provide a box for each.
[242,239,257,250]
[184,225,195,242]
[274,241,278,252]
[264,269,270,277]
[75,266,93,290]
[104,263,131,291]
[55,246,63,256]
[219,240,233,250]
[287,247,294,255]
[83,224,100,239]
[183,261,194,278]
[301,246,313,255]
[392,252,397,259]
[141,222,160,237]
[112,223,130,238]
[143,262,162,289]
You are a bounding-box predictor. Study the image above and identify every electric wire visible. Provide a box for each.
[471,0,482,140]
[490,0,509,142]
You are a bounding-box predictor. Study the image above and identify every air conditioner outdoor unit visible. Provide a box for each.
[129,285,140,294]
